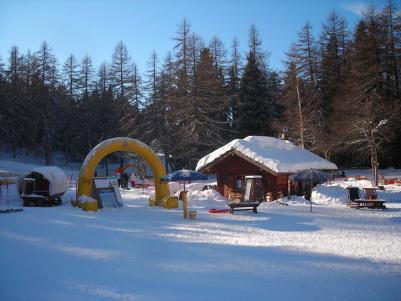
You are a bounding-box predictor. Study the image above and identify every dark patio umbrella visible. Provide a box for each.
[165,169,208,191]
[289,169,331,183]
[289,169,331,212]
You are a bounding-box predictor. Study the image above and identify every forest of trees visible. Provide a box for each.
[0,2,400,170]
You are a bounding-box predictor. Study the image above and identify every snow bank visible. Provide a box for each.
[196,136,338,173]
[78,194,97,203]
[341,178,373,189]
[312,184,348,205]
[377,185,401,202]
[166,179,223,209]
[0,169,11,176]
[187,189,228,209]
[285,189,347,207]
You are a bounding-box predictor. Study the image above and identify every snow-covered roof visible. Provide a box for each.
[196,136,338,174]
[29,166,67,195]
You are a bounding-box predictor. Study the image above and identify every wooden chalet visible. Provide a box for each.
[196,136,337,200]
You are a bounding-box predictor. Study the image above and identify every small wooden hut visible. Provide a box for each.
[196,136,337,200]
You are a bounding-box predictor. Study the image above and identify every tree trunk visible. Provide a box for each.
[43,117,53,165]
[369,132,378,187]
[296,77,305,148]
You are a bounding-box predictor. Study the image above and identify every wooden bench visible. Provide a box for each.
[227,191,261,214]
[228,201,260,213]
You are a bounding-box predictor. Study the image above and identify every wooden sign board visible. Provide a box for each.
[93,177,122,208]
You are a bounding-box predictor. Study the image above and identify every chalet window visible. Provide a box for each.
[236,175,242,193]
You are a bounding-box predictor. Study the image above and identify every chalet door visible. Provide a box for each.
[244,177,263,202]
[263,176,270,194]
[244,178,251,201]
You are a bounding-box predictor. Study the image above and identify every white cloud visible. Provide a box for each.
[341,1,368,16]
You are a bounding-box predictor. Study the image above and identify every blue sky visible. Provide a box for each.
[0,0,390,73]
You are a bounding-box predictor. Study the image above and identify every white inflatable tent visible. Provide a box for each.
[19,166,67,205]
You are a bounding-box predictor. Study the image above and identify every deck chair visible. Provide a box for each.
[362,188,386,209]
[363,188,378,200]
[346,187,363,208]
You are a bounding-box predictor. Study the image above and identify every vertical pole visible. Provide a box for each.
[182,190,188,219]
[375,163,379,187]
[309,183,312,212]
[287,179,291,200]
[0,181,2,208]
[6,181,9,209]
[370,127,378,187]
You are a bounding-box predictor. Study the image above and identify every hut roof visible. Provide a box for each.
[196,136,338,173]
[29,166,67,195]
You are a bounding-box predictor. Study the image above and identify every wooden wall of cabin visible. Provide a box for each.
[206,154,280,200]
[276,174,289,197]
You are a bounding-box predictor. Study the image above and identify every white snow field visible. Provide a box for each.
[1,159,401,301]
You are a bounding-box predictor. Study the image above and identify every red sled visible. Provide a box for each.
[208,208,230,214]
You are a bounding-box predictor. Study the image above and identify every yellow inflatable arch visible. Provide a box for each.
[77,137,169,204]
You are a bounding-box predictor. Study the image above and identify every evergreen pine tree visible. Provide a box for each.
[319,11,348,119]
[173,19,191,93]
[61,54,80,163]
[62,54,80,102]
[120,63,143,140]
[97,62,110,94]
[142,50,163,148]
[227,38,242,133]
[338,19,393,176]
[80,55,94,97]
[158,52,178,165]
[34,42,59,164]
[179,47,229,166]
[237,52,272,137]
[209,36,227,75]
[110,41,133,100]
[1,47,25,156]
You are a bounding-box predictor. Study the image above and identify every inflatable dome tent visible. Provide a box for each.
[18,166,67,206]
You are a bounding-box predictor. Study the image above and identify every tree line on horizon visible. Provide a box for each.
[0,2,400,171]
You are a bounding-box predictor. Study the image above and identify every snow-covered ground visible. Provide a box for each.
[1,158,401,301]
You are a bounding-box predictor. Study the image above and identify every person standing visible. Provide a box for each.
[123,172,129,189]
[116,172,121,188]
[129,172,137,189]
